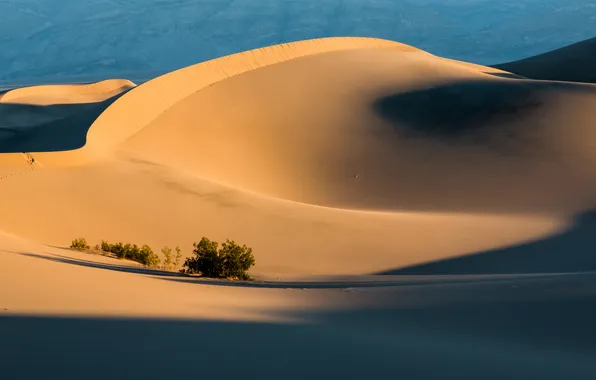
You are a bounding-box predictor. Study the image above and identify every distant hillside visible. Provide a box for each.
[493,37,596,84]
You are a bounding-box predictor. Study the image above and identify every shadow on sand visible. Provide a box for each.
[8,249,582,291]
[483,72,527,79]
[3,230,596,379]
[373,78,595,143]
[1,271,595,380]
[0,91,127,153]
[377,210,596,275]
[12,250,185,278]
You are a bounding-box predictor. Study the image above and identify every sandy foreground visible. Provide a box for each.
[1,37,596,379]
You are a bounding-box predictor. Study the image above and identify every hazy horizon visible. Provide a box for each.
[0,0,594,85]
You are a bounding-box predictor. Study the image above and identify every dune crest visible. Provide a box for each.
[12,38,510,166]
[0,79,135,105]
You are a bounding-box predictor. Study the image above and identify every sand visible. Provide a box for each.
[0,79,135,105]
[1,37,595,379]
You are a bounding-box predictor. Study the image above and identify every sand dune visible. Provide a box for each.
[0,79,133,168]
[0,79,135,105]
[1,36,596,379]
[121,47,596,213]
[493,37,596,84]
[1,37,595,276]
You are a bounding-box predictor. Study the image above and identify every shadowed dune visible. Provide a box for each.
[0,79,134,154]
[493,37,596,84]
[0,93,125,153]
[377,210,596,275]
[1,270,595,380]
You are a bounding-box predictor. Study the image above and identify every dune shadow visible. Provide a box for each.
[373,78,594,144]
[4,248,571,291]
[377,210,596,275]
[0,90,128,153]
[1,271,596,379]
[483,72,527,79]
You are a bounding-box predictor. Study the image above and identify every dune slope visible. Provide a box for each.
[493,37,596,84]
[0,37,594,277]
[2,230,596,380]
[121,47,596,213]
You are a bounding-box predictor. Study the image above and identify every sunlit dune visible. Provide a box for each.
[1,37,596,379]
[1,37,595,275]
[0,79,135,105]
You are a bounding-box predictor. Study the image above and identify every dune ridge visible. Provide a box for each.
[493,37,596,83]
[29,37,510,166]
[0,79,135,105]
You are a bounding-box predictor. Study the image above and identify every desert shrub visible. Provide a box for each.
[101,240,110,252]
[162,246,173,270]
[218,240,256,280]
[140,244,161,268]
[173,246,182,269]
[99,240,160,268]
[182,237,255,280]
[70,238,90,251]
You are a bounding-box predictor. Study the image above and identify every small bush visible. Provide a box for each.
[98,240,160,268]
[162,246,173,270]
[101,240,110,252]
[173,246,182,269]
[70,238,90,251]
[182,237,255,280]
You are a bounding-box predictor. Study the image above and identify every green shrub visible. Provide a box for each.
[140,244,160,268]
[70,238,90,251]
[98,240,160,268]
[182,237,255,280]
[101,240,110,252]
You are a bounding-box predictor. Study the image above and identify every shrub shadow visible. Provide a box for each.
[10,251,185,278]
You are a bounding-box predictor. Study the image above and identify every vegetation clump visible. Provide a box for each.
[101,241,161,268]
[161,246,183,271]
[70,238,90,251]
[182,237,255,280]
[69,236,255,280]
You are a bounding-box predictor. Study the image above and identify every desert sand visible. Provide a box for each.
[1,37,595,379]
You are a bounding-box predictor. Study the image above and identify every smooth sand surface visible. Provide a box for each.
[2,232,595,379]
[494,37,596,83]
[1,37,595,379]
